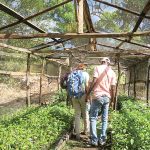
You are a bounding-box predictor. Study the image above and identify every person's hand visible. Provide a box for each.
[110,101,114,108]
[85,95,89,102]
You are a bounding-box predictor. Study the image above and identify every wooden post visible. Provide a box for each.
[128,69,131,96]
[114,57,121,110]
[89,38,96,51]
[58,65,62,90]
[77,0,84,33]
[74,0,78,22]
[39,58,45,104]
[133,65,136,98]
[26,54,31,107]
[45,60,48,74]
[124,74,126,94]
[146,64,150,106]
[66,54,73,106]
[69,54,73,72]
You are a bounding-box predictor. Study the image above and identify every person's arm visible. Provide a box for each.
[85,77,97,102]
[110,85,116,107]
[110,71,117,107]
[85,74,89,95]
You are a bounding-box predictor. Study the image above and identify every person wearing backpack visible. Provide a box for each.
[67,63,90,140]
[86,57,116,146]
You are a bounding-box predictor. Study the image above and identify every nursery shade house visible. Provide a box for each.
[0,0,150,106]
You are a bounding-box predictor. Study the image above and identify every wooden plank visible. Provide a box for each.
[94,0,150,19]
[0,31,150,39]
[77,0,84,33]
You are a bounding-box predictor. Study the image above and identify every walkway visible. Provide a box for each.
[62,131,112,150]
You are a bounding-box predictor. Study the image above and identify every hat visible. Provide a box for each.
[100,57,110,64]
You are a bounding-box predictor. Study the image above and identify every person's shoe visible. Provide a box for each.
[81,131,89,135]
[99,139,106,146]
[76,135,80,141]
[87,141,98,147]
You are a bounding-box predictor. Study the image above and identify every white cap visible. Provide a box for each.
[101,57,110,64]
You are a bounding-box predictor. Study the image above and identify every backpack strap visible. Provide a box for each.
[94,66,110,89]
[87,66,110,95]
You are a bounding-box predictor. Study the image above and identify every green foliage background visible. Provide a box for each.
[110,96,150,150]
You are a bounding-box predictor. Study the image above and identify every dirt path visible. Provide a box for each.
[63,132,112,150]
[62,134,98,150]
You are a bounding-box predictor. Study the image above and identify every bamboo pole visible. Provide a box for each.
[0,3,47,33]
[39,58,45,105]
[89,38,97,51]
[26,54,31,107]
[94,0,150,19]
[69,54,73,72]
[133,65,136,98]
[1,42,150,56]
[115,0,150,49]
[58,65,62,90]
[128,70,131,96]
[66,54,73,106]
[146,64,150,107]
[77,0,84,33]
[0,0,72,31]
[1,31,150,39]
[114,56,121,110]
[74,0,78,22]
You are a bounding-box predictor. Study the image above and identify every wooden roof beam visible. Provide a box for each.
[77,0,84,33]
[0,42,67,66]
[0,3,46,33]
[94,0,150,19]
[95,27,150,49]
[83,0,97,51]
[116,0,150,49]
[29,38,71,51]
[96,43,150,54]
[83,0,95,32]
[0,0,72,31]
[0,3,58,42]
[113,38,150,49]
[0,31,150,39]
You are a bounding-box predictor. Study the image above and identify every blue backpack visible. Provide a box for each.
[67,70,84,99]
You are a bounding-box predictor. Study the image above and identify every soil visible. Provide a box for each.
[0,75,58,115]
